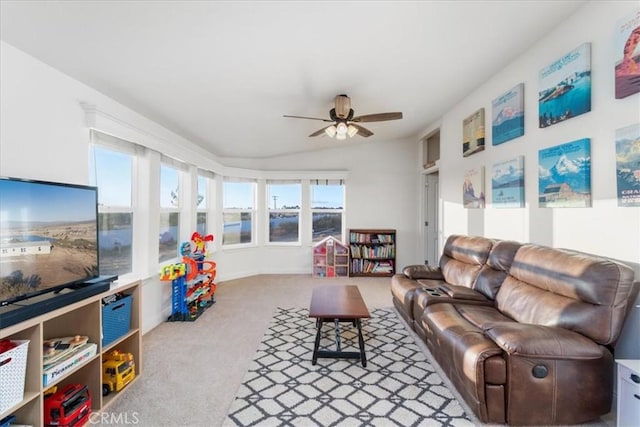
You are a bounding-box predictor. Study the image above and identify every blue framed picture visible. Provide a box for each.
[492,156,524,208]
[616,123,640,206]
[492,84,524,145]
[538,138,591,208]
[538,43,591,128]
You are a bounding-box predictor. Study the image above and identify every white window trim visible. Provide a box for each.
[89,136,138,281]
[158,162,184,263]
[266,181,302,246]
[222,179,257,248]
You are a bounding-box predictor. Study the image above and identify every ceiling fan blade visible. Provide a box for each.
[283,114,333,122]
[351,112,403,123]
[309,125,333,137]
[351,123,374,137]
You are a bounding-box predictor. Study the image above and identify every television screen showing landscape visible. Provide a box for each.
[0,177,99,304]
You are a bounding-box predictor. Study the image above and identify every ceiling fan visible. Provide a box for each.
[283,94,403,140]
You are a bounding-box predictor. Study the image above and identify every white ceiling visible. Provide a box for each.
[0,0,587,159]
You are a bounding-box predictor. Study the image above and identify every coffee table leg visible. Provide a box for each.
[334,319,341,352]
[356,319,366,367]
[312,318,322,365]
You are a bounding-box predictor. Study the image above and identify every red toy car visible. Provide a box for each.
[43,384,91,427]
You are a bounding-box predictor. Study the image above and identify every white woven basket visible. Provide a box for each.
[0,340,29,413]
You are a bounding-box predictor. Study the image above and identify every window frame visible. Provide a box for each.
[158,160,185,263]
[266,181,302,246]
[310,180,346,243]
[89,135,138,279]
[196,170,214,238]
[222,179,256,248]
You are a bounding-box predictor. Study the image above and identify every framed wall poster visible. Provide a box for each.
[492,156,524,208]
[538,138,591,208]
[463,166,485,208]
[616,123,640,207]
[462,108,485,157]
[492,83,525,145]
[615,9,640,99]
[538,43,591,128]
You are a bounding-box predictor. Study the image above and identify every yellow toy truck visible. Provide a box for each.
[102,349,135,396]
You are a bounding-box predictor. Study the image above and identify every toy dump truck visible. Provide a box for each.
[102,349,135,396]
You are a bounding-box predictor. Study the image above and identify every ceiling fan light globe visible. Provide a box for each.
[325,125,337,138]
[336,122,348,136]
[336,133,347,141]
[347,125,359,137]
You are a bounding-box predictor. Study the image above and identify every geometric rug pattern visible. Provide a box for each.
[224,307,474,426]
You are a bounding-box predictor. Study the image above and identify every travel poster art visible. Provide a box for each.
[538,138,591,208]
[462,108,485,157]
[538,43,591,128]
[615,8,640,99]
[492,156,524,208]
[616,123,640,207]
[463,166,485,208]
[492,83,524,145]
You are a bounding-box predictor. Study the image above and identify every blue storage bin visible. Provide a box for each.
[102,295,132,347]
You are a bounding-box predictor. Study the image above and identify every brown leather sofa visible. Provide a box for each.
[391,235,637,425]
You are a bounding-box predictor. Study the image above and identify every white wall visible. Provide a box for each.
[420,0,640,357]
[0,41,419,332]
[2,0,638,350]
[230,139,421,272]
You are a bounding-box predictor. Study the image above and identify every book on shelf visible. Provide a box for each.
[350,259,395,274]
[349,232,395,244]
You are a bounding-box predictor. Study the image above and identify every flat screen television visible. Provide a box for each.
[0,176,101,308]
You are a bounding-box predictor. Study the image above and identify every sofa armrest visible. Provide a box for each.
[402,265,444,280]
[484,322,604,359]
[441,284,488,301]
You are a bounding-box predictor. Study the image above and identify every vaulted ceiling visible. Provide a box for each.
[0,1,587,159]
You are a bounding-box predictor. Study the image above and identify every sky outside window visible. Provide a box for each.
[160,164,179,208]
[312,185,344,209]
[197,175,207,208]
[91,146,132,207]
[223,182,254,209]
[268,184,300,209]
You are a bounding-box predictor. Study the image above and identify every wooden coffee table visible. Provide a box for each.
[309,285,371,367]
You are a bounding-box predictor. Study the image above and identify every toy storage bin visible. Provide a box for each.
[102,295,132,347]
[0,340,29,413]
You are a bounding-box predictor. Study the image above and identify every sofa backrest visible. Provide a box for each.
[496,244,636,345]
[473,240,522,300]
[439,235,493,289]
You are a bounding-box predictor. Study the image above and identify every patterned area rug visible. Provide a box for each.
[224,307,474,426]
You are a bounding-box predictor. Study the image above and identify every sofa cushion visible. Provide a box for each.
[497,244,636,345]
[484,322,604,358]
[473,240,521,300]
[422,303,504,422]
[440,235,493,288]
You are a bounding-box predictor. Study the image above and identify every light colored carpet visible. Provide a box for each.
[100,274,613,427]
[100,275,397,426]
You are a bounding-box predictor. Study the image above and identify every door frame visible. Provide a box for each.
[420,169,441,266]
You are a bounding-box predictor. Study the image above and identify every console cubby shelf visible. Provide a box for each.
[349,229,396,277]
[0,280,142,427]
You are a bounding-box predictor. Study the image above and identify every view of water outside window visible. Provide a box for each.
[268,183,300,243]
[223,181,254,244]
[159,164,180,262]
[90,145,133,276]
[311,184,344,242]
